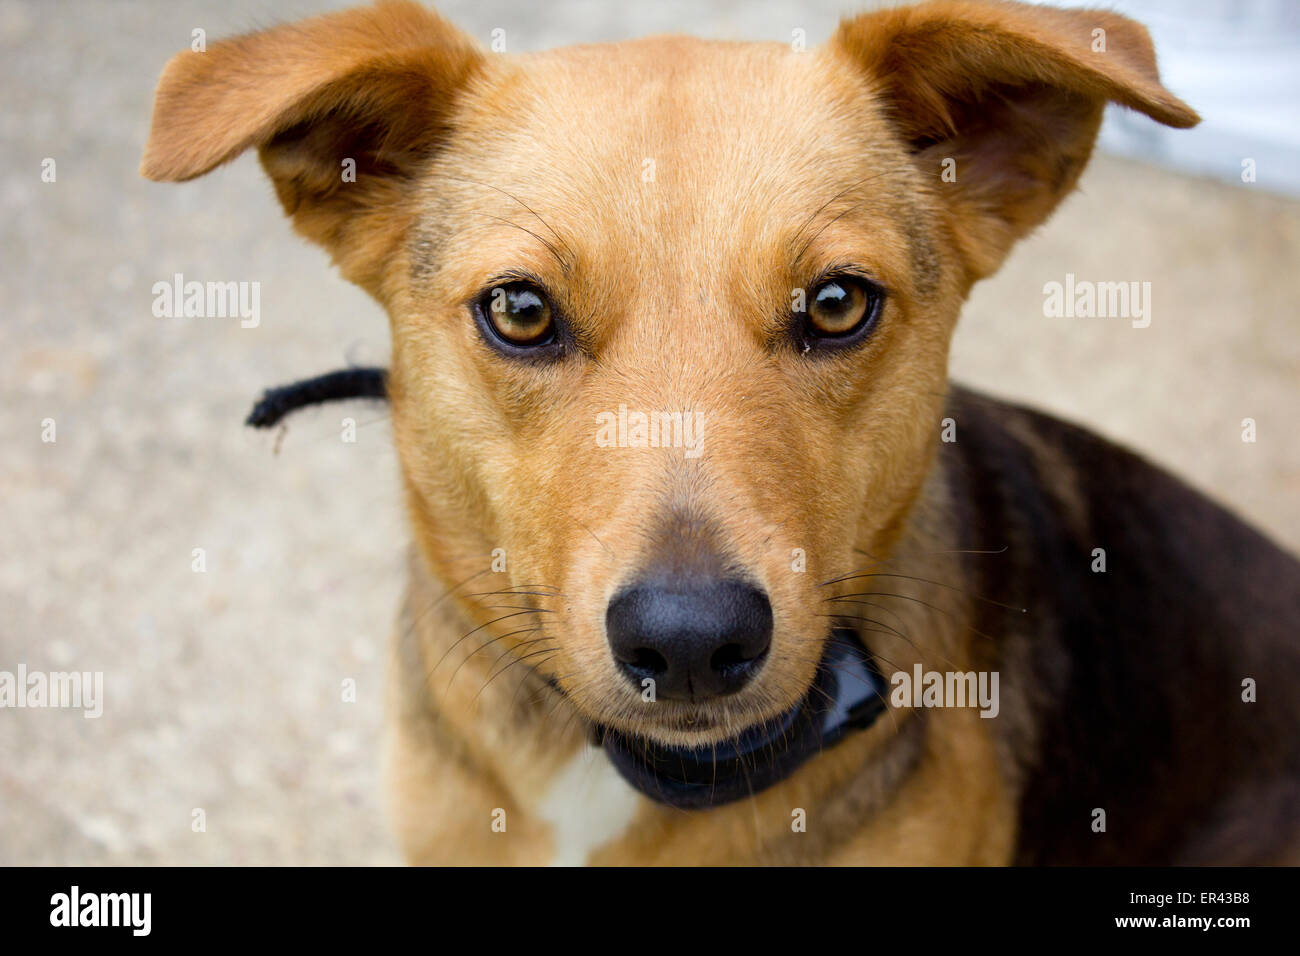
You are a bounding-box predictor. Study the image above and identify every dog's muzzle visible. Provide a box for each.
[597,628,886,810]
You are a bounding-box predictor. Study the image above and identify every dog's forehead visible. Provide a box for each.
[426,37,911,276]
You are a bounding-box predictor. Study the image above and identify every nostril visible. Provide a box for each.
[626,646,669,677]
[710,642,765,675]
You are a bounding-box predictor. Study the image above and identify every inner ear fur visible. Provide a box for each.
[140,0,483,297]
[832,0,1199,280]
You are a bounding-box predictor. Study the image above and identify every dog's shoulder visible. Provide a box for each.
[945,383,1300,638]
[942,384,1300,864]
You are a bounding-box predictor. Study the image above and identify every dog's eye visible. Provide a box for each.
[809,280,866,334]
[477,281,556,348]
[804,276,882,344]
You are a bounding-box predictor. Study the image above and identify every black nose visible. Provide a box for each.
[606,578,773,700]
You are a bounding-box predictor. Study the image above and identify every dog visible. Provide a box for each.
[141,0,1300,864]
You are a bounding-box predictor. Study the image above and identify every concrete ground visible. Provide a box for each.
[1,1,1297,865]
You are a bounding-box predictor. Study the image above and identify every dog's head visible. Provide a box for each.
[143,0,1193,791]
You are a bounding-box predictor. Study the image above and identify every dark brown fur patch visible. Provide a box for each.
[944,386,1300,864]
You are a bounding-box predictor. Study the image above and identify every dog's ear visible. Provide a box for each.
[140,0,482,296]
[832,0,1198,281]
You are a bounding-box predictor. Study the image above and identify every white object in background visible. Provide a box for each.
[1057,0,1300,196]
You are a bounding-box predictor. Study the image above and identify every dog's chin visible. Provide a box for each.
[575,629,887,810]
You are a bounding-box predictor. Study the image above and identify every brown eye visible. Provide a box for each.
[478,281,556,348]
[806,277,878,339]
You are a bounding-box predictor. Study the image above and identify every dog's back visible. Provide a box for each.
[945,386,1300,863]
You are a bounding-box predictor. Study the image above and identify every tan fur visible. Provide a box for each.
[142,0,1195,864]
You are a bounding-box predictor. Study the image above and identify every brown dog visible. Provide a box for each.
[142,0,1300,864]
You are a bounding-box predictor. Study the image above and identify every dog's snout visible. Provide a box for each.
[606,578,772,700]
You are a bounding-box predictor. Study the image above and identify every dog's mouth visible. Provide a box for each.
[592,628,886,810]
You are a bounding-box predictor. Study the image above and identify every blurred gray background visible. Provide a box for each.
[2,0,1297,864]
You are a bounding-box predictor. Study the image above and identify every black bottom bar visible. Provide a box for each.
[1,866,1289,942]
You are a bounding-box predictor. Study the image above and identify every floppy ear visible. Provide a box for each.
[140,0,482,297]
[832,0,1198,281]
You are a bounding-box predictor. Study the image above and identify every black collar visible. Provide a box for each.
[598,629,886,810]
